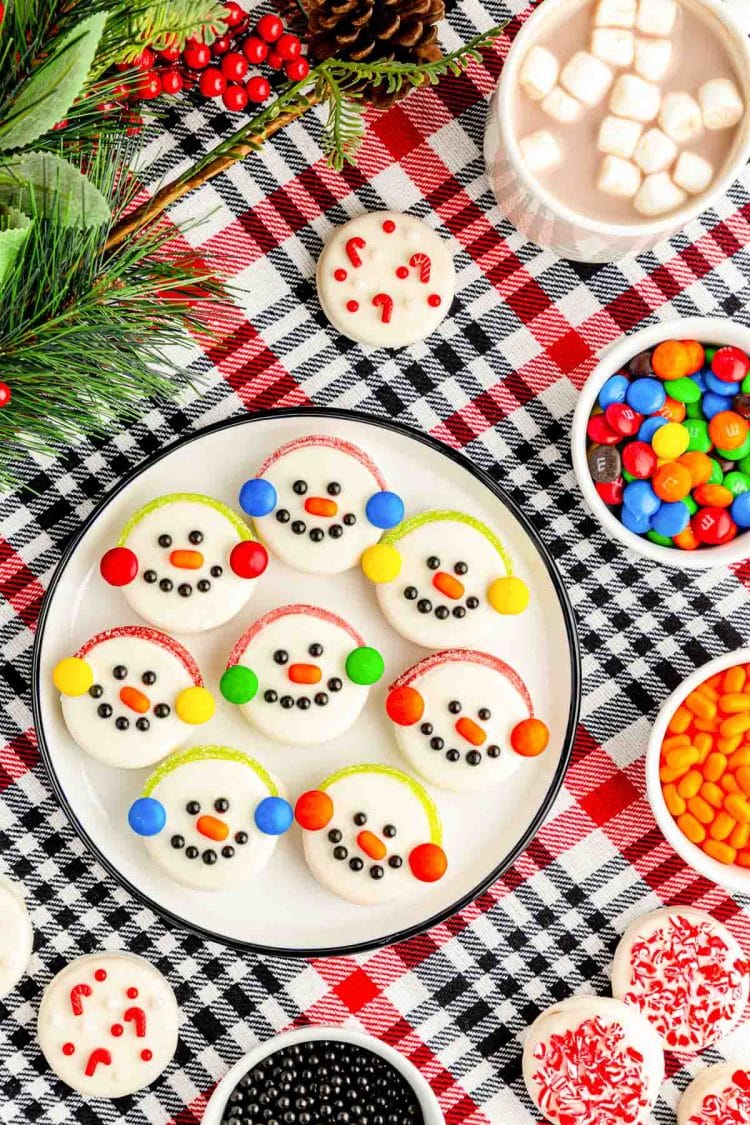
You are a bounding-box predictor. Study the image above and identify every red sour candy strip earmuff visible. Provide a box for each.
[386,685,424,726]
[100,546,138,586]
[294,790,333,831]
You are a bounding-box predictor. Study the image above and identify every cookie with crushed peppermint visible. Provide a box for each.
[678,1063,750,1124]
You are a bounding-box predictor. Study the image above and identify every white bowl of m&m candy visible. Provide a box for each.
[573,317,750,567]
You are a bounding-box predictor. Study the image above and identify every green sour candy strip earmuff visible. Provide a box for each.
[381,510,514,576]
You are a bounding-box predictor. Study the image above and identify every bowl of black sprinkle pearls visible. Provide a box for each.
[203,1027,444,1125]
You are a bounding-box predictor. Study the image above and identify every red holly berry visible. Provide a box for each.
[112,83,130,102]
[0,4,5,24]
[52,119,68,131]
[160,69,183,95]
[275,33,301,61]
[136,71,162,100]
[267,50,283,70]
[211,34,231,57]
[255,13,283,43]
[245,74,271,103]
[158,45,181,62]
[96,101,117,113]
[133,47,155,70]
[222,83,249,112]
[221,51,248,82]
[198,67,226,97]
[224,1,246,26]
[183,43,211,70]
[0,383,11,408]
[242,36,268,64]
[285,57,309,82]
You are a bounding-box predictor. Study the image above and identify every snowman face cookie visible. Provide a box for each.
[53,627,214,770]
[0,879,33,998]
[316,211,455,348]
[677,1063,750,1125]
[128,747,292,891]
[294,765,447,906]
[239,436,404,575]
[387,650,549,791]
[220,605,385,746]
[100,493,268,634]
[362,510,529,649]
[37,951,179,1098]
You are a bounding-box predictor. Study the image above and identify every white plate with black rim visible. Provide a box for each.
[32,409,579,957]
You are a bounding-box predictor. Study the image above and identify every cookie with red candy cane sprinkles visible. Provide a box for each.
[523,996,665,1125]
[37,952,178,1098]
[53,626,214,770]
[239,435,404,575]
[611,907,749,1053]
[99,493,267,634]
[678,1063,750,1125]
[316,211,455,348]
[386,649,549,791]
[294,764,447,906]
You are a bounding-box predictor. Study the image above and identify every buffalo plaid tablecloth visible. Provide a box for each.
[3,1,750,1121]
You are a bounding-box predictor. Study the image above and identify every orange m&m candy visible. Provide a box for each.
[386,685,425,726]
[673,526,700,550]
[653,462,692,501]
[653,340,691,380]
[682,339,705,374]
[511,717,550,757]
[657,397,687,423]
[708,410,749,451]
[294,790,334,831]
[679,451,713,487]
[693,483,734,508]
[408,842,448,882]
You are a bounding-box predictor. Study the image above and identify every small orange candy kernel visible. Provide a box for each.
[700,781,724,808]
[665,746,699,772]
[730,822,750,850]
[663,784,686,817]
[720,713,750,738]
[687,795,714,825]
[736,766,750,796]
[677,769,702,799]
[703,839,737,865]
[721,773,740,794]
[737,850,750,868]
[709,811,736,841]
[723,665,747,694]
[662,734,691,752]
[660,765,683,784]
[729,747,750,770]
[718,692,750,714]
[693,716,719,732]
[685,691,717,720]
[677,812,706,844]
[725,792,750,824]
[667,705,693,734]
[718,735,743,755]
[703,751,728,782]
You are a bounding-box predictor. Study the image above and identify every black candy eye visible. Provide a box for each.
[292,480,308,495]
[89,684,103,699]
[188,530,203,544]
[113,665,127,680]
[309,643,323,657]
[455,561,468,575]
[210,565,223,578]
[186,801,200,815]
[448,700,461,714]
[273,649,289,665]
[478,708,491,720]
[154,703,170,718]
[214,798,229,813]
[327,482,341,496]
[353,812,367,826]
[427,556,440,570]
[142,671,156,685]
[383,825,397,838]
[158,534,172,548]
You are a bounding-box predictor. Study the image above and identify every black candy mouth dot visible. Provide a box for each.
[402,586,480,619]
[275,509,357,542]
[141,564,223,594]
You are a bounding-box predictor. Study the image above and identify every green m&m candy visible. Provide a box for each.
[724,471,750,497]
[345,646,385,686]
[220,664,258,705]
[684,418,711,453]
[716,431,750,461]
[647,530,673,547]
[667,377,702,404]
[708,458,724,484]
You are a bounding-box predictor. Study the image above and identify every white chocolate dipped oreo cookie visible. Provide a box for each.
[238,435,404,575]
[128,746,292,891]
[523,996,665,1125]
[99,493,268,634]
[0,878,32,998]
[678,1063,750,1124]
[294,764,447,906]
[220,604,384,746]
[611,907,749,1053]
[386,650,549,791]
[53,627,214,770]
[362,509,529,648]
[37,951,178,1098]
[316,211,455,348]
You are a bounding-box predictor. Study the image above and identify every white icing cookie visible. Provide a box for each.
[37,951,178,1098]
[221,604,384,746]
[677,1062,750,1125]
[523,996,665,1125]
[611,906,749,1053]
[53,627,214,770]
[100,493,268,634]
[239,435,404,575]
[316,211,455,348]
[387,650,549,791]
[294,764,447,906]
[128,746,292,891]
[362,509,530,649]
[0,878,32,998]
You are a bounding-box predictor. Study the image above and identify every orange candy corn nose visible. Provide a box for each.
[288,663,322,684]
[119,686,150,713]
[357,831,386,860]
[432,572,464,599]
[455,717,486,745]
[170,549,204,569]
[196,815,229,841]
[304,497,338,518]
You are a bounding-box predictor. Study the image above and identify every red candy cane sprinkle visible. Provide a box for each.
[427,294,441,308]
[372,293,394,323]
[410,252,431,282]
[334,269,347,281]
[621,915,747,1051]
[532,1015,650,1125]
[382,219,396,233]
[689,1072,750,1124]
[345,236,365,267]
[85,1047,112,1077]
[69,983,92,1015]
[346,300,359,313]
[124,1006,148,1037]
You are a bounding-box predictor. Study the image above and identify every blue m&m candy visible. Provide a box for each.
[651,500,690,538]
[701,393,729,420]
[365,490,404,529]
[626,378,665,415]
[638,416,668,443]
[731,492,750,529]
[239,477,277,517]
[621,506,652,535]
[704,372,739,397]
[255,796,294,835]
[623,480,661,518]
[128,797,166,837]
[598,374,630,409]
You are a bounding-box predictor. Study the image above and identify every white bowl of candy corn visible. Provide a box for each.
[646,648,750,895]
[572,316,750,568]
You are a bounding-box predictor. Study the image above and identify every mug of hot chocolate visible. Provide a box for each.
[484,0,750,262]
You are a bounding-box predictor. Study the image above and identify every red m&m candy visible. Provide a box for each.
[595,478,624,505]
[295,790,333,830]
[409,843,447,883]
[622,441,657,479]
[100,547,138,586]
[712,346,750,383]
[587,414,620,445]
[691,506,737,546]
[386,686,424,726]
[229,540,268,578]
[604,402,642,437]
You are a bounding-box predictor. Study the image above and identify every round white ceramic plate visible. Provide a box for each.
[33,410,579,956]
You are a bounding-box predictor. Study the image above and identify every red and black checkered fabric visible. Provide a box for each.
[2,1,750,1121]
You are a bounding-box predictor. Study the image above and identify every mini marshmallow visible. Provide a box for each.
[519,46,559,102]
[633,128,677,174]
[659,91,702,144]
[634,172,687,216]
[591,28,634,68]
[594,0,637,28]
[634,38,672,82]
[597,155,642,197]
[636,0,677,36]
[560,51,613,107]
[598,115,643,159]
[699,78,744,130]
[673,151,714,194]
[610,74,661,122]
[541,86,583,124]
[519,130,563,173]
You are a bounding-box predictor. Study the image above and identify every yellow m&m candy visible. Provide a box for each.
[53,657,94,697]
[488,575,529,615]
[651,421,690,461]
[361,543,401,584]
[175,686,215,725]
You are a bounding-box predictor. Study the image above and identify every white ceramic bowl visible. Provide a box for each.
[202,1026,445,1125]
[646,647,750,896]
[572,316,750,569]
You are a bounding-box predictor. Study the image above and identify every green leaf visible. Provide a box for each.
[0,208,32,289]
[0,153,110,228]
[0,13,107,152]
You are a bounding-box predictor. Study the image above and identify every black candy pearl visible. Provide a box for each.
[215,798,229,813]
[349,857,363,871]
[430,737,444,751]
[388,856,403,869]
[314,692,329,707]
[478,708,491,720]
[455,561,468,575]
[404,586,417,600]
[274,649,289,665]
[186,800,200,815]
[158,534,172,548]
[185,846,199,859]
[487,744,501,758]
[197,579,211,593]
[453,606,466,618]
[113,665,127,680]
[276,508,290,523]
[310,529,324,542]
[136,718,150,732]
[211,565,223,578]
[328,678,342,692]
[427,556,440,570]
[343,513,356,526]
[417,599,432,614]
[221,846,235,859]
[280,695,294,709]
[154,703,170,718]
[202,849,217,865]
[467,596,479,609]
[142,670,156,685]
[383,825,396,838]
[178,583,192,597]
[446,749,460,762]
[159,578,173,592]
[333,846,348,861]
[297,697,311,710]
[97,703,112,718]
[353,812,367,826]
[171,835,185,849]
[370,866,384,880]
[420,723,433,735]
[89,684,103,699]
[328,829,342,843]
[115,717,129,730]
[189,530,203,544]
[292,521,306,535]
[293,480,307,495]
[143,570,157,584]
[264,690,278,703]
[327,482,341,496]
[435,606,449,620]
[466,750,482,766]
[448,701,461,714]
[329,525,343,538]
[235,831,248,845]
[309,643,323,657]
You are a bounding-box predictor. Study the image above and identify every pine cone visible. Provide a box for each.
[304,0,446,107]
